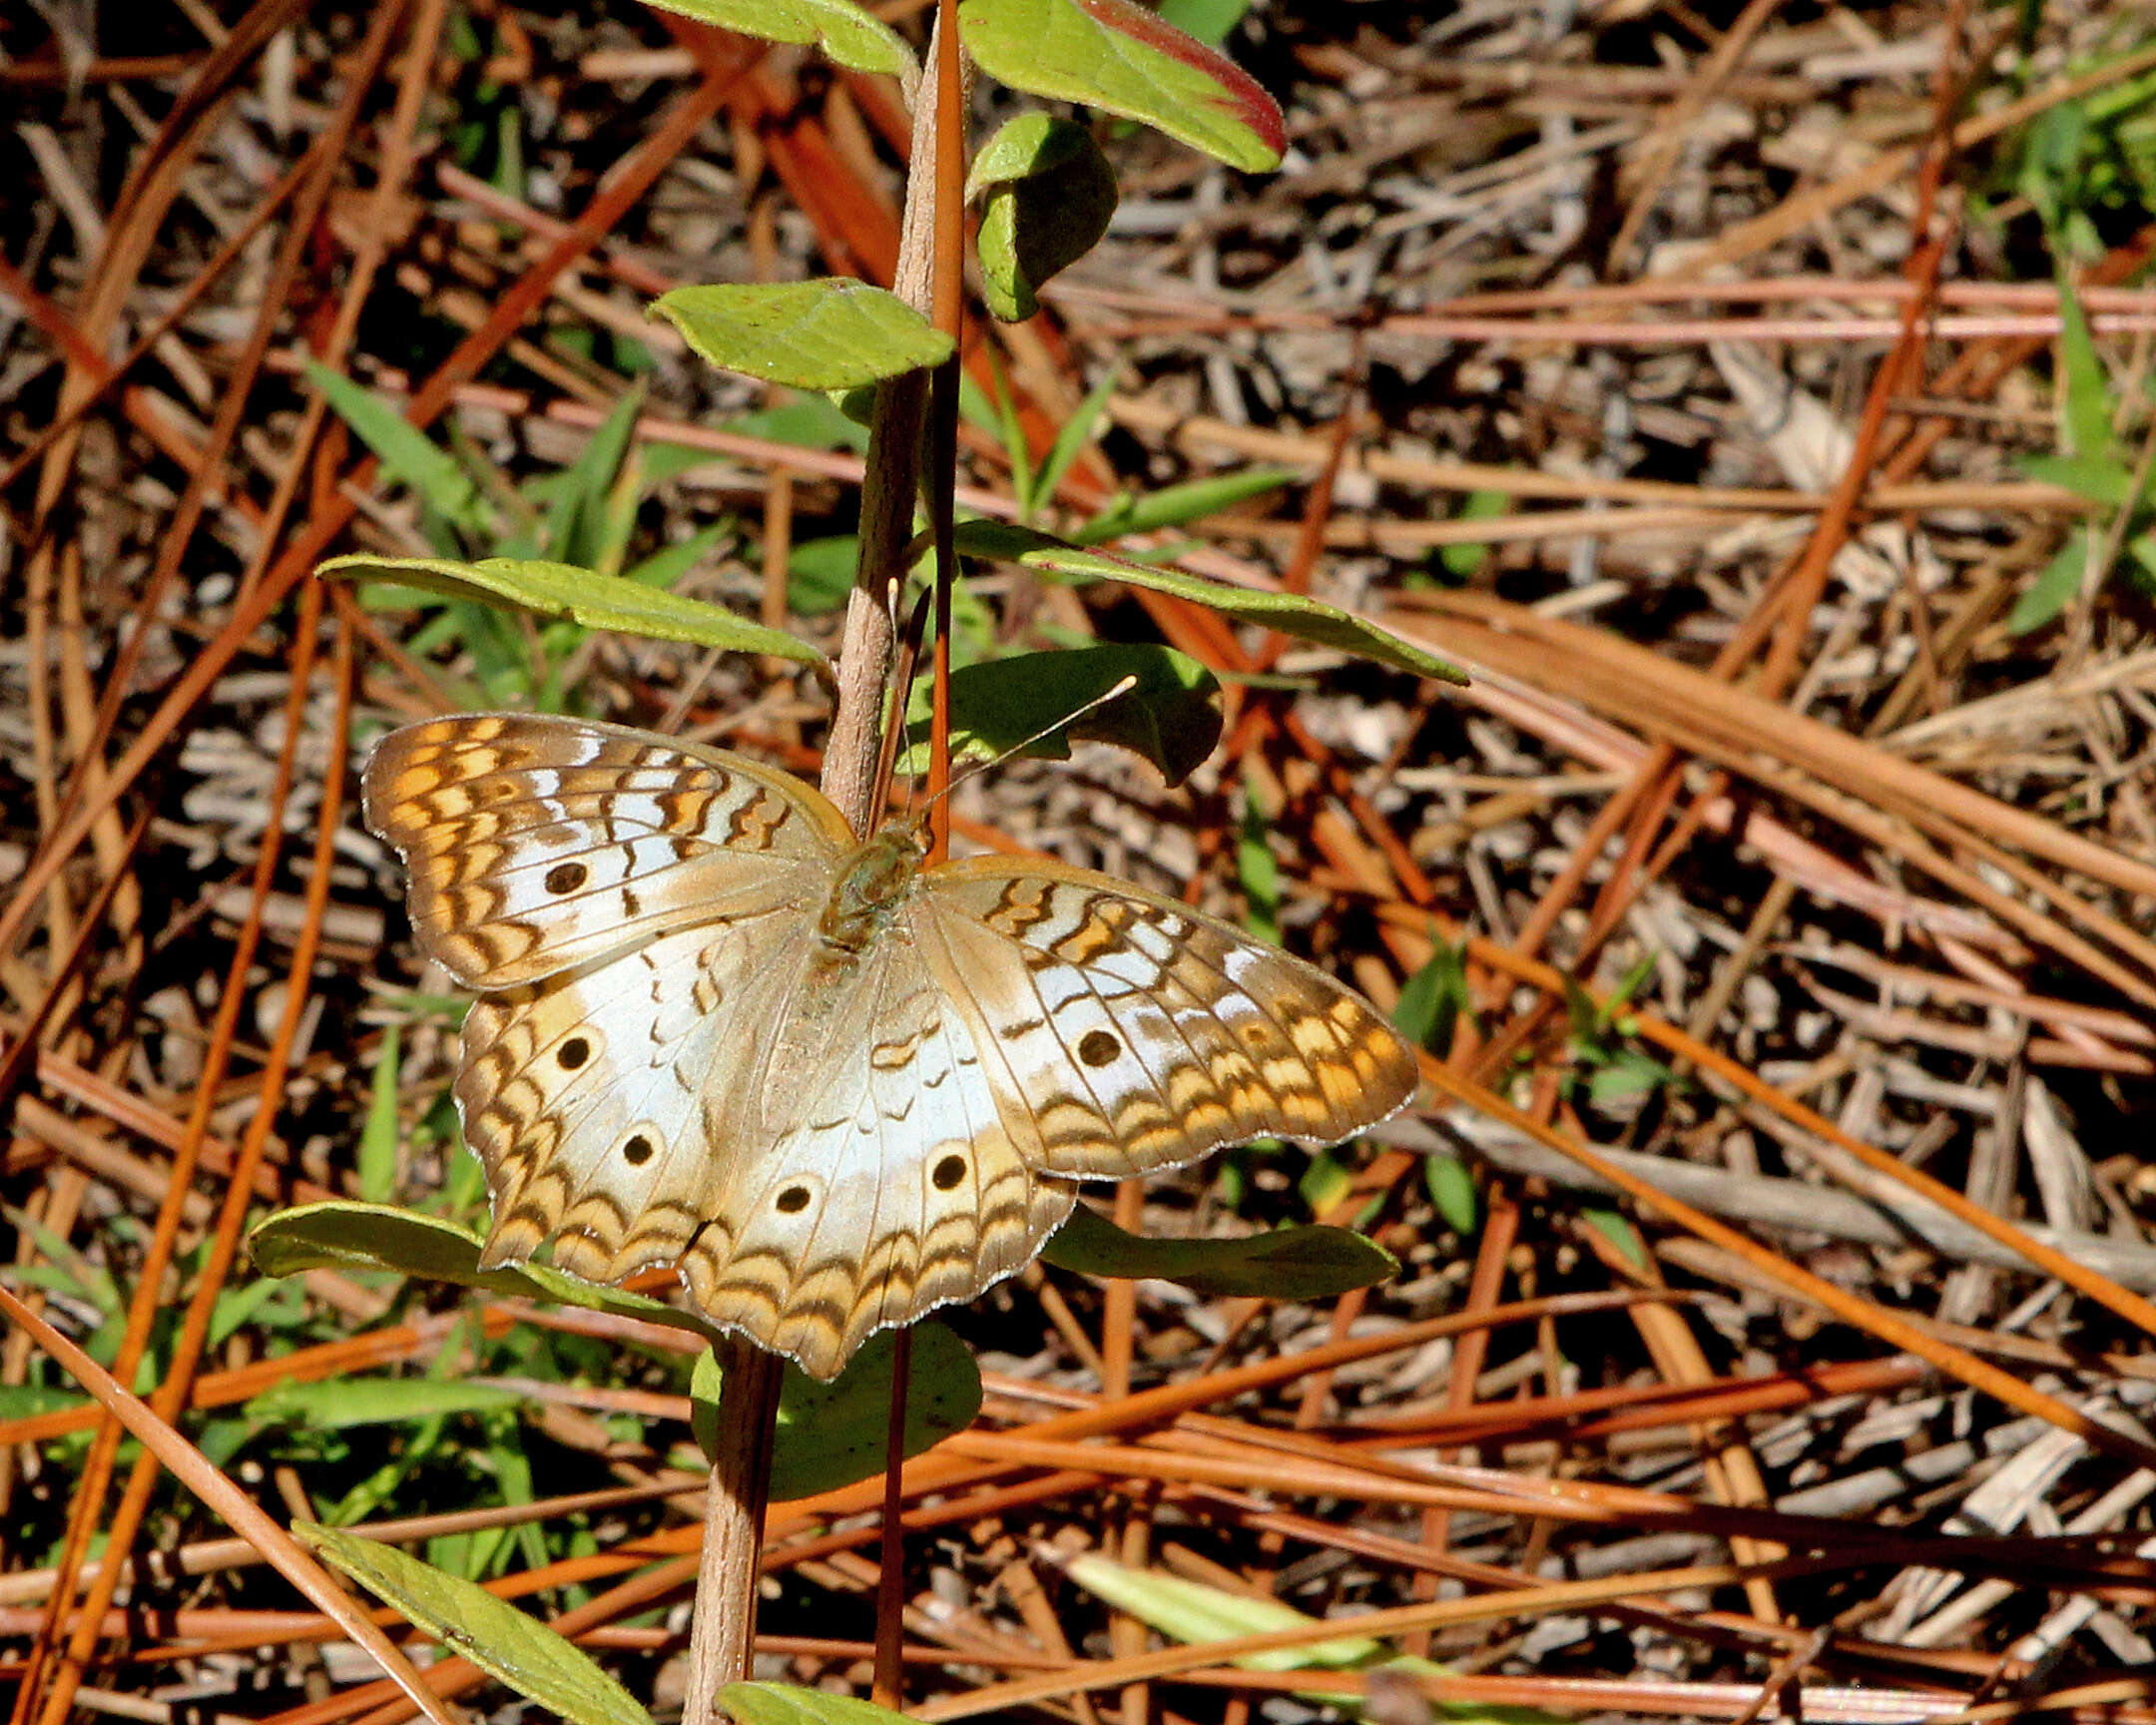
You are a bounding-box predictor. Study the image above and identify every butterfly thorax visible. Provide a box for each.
[815,826,927,954]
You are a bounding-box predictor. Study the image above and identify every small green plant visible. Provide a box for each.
[2009,274,2156,632]
[265,1,1467,1720]
[1562,955,1679,1112]
[2001,49,2156,265]
[1987,42,2156,632]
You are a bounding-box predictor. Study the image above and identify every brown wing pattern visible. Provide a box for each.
[362,713,849,987]
[916,857,1419,1180]
[369,716,1416,1380]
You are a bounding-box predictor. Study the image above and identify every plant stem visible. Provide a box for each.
[870,1327,914,1708]
[819,12,949,829]
[679,22,959,1721]
[683,1337,783,1720]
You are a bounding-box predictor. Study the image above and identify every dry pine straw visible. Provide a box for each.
[5,1,2156,1721]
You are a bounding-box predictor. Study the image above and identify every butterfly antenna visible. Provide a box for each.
[913,673,1140,823]
[865,581,934,834]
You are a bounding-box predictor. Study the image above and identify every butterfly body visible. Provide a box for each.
[817,827,929,954]
[366,713,1418,1378]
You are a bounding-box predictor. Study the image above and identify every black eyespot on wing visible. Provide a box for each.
[624,1134,654,1166]
[545,862,588,894]
[777,1185,811,1214]
[932,1154,966,1191]
[557,1036,591,1070]
[1078,1028,1120,1067]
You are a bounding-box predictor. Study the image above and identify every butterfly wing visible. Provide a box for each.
[373,714,1414,1380]
[913,857,1419,1180]
[363,714,852,987]
[463,917,785,1294]
[465,906,1075,1380]
[672,936,1077,1377]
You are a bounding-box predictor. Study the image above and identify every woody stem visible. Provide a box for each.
[677,16,954,1722]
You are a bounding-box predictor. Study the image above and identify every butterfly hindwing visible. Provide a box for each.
[676,940,1076,1376]
[458,881,1075,1380]
[464,917,784,1288]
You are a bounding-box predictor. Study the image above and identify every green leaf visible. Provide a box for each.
[1064,1552,1385,1670]
[210,1276,302,1350]
[247,1201,726,1347]
[1157,0,1249,46]
[1074,467,1297,542]
[622,523,728,592]
[651,282,953,392]
[1393,938,1468,1056]
[1424,1153,1478,1237]
[1059,1556,1569,1725]
[2055,272,2115,463]
[1035,365,1122,513]
[1602,949,1657,1024]
[0,1385,88,1420]
[719,1683,913,1725]
[305,362,486,533]
[970,117,1118,322]
[951,521,1466,682]
[1440,489,1512,580]
[1580,1208,1648,1271]
[358,1024,400,1206]
[293,1520,650,1725]
[960,0,1284,173]
[1235,784,1281,946]
[1559,977,1599,1042]
[247,1378,530,1431]
[900,644,1222,786]
[788,535,860,616]
[972,363,1037,518]
[724,392,872,453]
[1298,1149,1353,1218]
[632,0,913,77]
[2011,533,2096,634]
[2128,530,2156,591]
[542,384,645,570]
[2019,451,2133,506]
[1042,1202,1395,1300]
[316,555,826,668]
[694,1323,982,1498]
[1586,1049,1676,1107]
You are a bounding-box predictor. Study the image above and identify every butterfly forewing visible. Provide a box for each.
[916,858,1420,1180]
[363,714,850,987]
[367,714,1418,1380]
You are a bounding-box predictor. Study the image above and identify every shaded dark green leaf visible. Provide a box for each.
[247,1201,724,1346]
[1042,1202,1395,1299]
[971,117,1118,322]
[901,644,1222,786]
[693,1323,981,1500]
